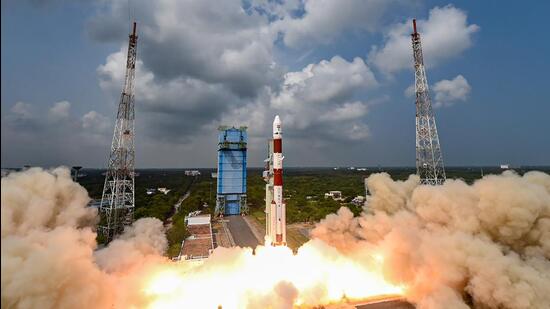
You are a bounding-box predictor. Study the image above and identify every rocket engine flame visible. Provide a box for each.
[2,167,550,309]
[142,242,403,308]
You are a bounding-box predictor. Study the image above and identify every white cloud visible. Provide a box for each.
[90,0,279,98]
[433,75,471,108]
[97,47,242,142]
[368,5,479,75]
[2,100,114,167]
[404,84,415,98]
[273,0,408,48]
[91,0,286,144]
[48,101,71,120]
[224,56,378,144]
[272,56,377,110]
[82,111,110,134]
[319,101,368,122]
[11,101,33,119]
[403,75,471,108]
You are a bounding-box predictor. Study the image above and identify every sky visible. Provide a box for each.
[2,0,549,168]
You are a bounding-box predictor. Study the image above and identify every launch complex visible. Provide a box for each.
[99,18,445,256]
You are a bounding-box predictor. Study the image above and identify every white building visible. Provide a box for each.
[177,214,214,262]
[325,191,343,200]
[351,196,365,206]
[158,187,171,194]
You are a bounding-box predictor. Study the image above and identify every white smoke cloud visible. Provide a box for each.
[3,167,549,308]
[312,171,550,308]
[1,167,167,309]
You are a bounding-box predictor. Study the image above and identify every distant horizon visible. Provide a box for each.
[3,165,549,171]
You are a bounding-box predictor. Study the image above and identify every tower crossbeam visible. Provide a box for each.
[99,22,138,241]
[411,19,446,185]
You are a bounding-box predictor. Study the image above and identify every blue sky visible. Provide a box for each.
[2,0,549,168]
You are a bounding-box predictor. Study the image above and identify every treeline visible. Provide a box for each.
[246,170,367,224]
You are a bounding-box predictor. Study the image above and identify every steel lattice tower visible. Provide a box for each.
[411,19,446,185]
[99,22,138,241]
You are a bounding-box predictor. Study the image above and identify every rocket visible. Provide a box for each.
[269,115,286,246]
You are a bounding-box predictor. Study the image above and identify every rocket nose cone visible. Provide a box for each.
[273,115,282,136]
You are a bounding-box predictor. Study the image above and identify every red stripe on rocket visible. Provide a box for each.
[272,115,286,246]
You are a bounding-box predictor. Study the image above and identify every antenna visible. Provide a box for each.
[99,22,138,242]
[411,19,446,185]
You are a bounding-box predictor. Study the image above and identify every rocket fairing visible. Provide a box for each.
[270,115,286,246]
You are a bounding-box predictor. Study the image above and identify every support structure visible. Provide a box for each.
[263,139,274,242]
[411,19,446,185]
[215,126,248,217]
[99,22,138,241]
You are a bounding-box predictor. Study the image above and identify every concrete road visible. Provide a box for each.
[226,215,259,248]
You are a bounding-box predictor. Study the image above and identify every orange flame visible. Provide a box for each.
[142,240,404,308]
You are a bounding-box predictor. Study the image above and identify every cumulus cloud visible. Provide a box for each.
[432,75,471,108]
[1,101,113,167]
[222,56,379,147]
[368,5,479,75]
[404,84,415,98]
[82,111,111,134]
[270,56,376,137]
[96,47,243,142]
[10,101,33,119]
[48,100,71,120]
[89,0,285,147]
[273,56,377,109]
[404,75,471,108]
[90,0,278,98]
[270,0,411,48]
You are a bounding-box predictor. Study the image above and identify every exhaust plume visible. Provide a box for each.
[312,171,550,308]
[1,168,166,308]
[2,167,549,308]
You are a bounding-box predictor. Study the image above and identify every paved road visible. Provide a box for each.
[226,215,259,248]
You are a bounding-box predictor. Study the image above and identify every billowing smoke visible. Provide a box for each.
[1,167,168,308]
[312,171,550,308]
[2,167,549,309]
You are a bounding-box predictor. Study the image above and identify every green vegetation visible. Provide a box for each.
[78,166,549,255]
[246,169,367,224]
[79,170,196,221]
[79,169,196,249]
[165,214,189,257]
[165,177,217,257]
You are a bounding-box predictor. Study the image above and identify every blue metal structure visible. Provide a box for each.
[215,126,248,216]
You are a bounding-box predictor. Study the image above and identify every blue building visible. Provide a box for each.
[215,126,248,216]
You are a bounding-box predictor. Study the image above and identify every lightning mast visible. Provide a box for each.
[411,19,446,185]
[99,22,138,241]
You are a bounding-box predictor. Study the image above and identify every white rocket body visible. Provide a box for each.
[268,115,286,246]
